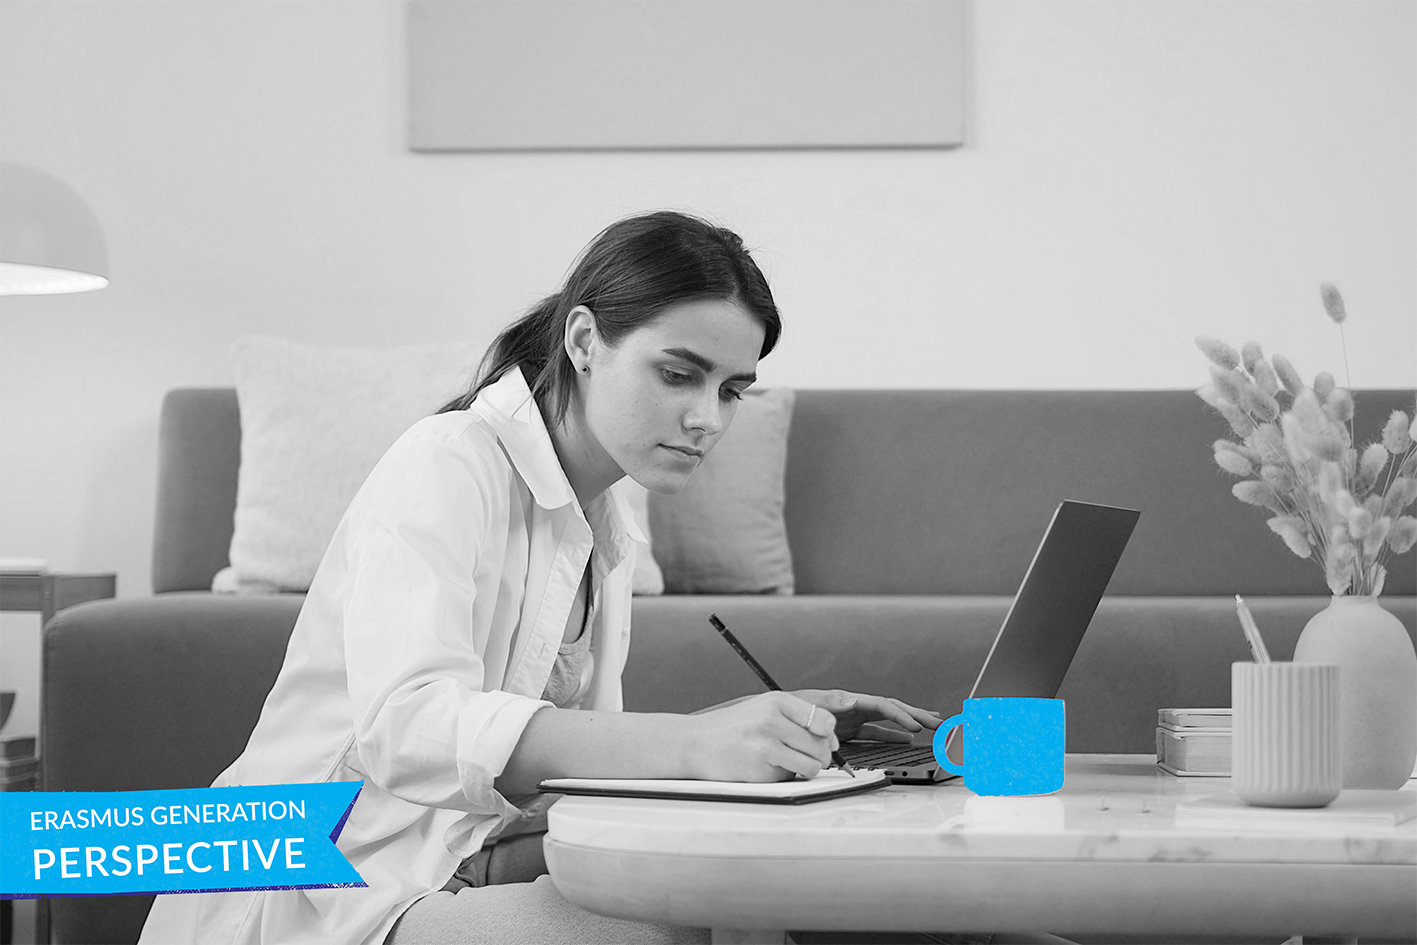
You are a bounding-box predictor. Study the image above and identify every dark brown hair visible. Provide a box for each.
[438,210,781,425]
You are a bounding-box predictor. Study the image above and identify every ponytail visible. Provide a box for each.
[437,293,576,419]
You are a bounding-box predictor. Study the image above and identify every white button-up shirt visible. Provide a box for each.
[140,367,643,945]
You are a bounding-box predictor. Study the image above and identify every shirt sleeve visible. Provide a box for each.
[336,422,550,816]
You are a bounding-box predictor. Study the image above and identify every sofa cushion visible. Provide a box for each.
[154,386,1415,597]
[222,335,479,592]
[781,389,1416,596]
[647,388,796,594]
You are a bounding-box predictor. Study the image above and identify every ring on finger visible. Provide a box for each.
[805,705,817,730]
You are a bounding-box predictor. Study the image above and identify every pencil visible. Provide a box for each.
[1234,595,1272,664]
[708,613,855,777]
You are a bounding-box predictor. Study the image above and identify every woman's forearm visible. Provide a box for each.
[495,690,890,795]
[495,708,702,796]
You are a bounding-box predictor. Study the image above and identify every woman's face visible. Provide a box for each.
[573,298,766,495]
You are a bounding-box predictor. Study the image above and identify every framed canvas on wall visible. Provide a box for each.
[407,0,965,151]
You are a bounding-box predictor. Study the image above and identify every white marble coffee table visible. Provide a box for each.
[544,754,1416,943]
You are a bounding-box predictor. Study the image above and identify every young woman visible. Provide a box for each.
[140,211,941,945]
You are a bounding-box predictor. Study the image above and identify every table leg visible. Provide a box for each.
[710,931,787,945]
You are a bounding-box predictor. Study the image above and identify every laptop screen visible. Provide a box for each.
[942,500,1140,765]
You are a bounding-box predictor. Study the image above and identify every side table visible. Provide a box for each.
[0,570,116,945]
[0,571,118,631]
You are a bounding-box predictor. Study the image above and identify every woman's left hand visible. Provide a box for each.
[786,689,941,743]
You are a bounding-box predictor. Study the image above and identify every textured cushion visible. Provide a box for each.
[614,479,665,595]
[647,388,796,594]
[219,336,478,592]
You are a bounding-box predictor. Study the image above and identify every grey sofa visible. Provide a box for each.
[41,387,1416,944]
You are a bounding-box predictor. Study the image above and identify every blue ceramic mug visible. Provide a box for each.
[933,697,1066,796]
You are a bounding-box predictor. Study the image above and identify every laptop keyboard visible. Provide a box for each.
[838,742,937,768]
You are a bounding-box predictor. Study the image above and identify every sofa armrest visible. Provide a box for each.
[40,594,303,945]
[42,593,303,794]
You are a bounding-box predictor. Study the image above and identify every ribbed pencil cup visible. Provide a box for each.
[1232,662,1342,808]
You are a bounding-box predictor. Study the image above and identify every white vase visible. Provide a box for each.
[1292,595,1417,789]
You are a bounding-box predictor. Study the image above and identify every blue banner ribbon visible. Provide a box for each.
[1,781,366,898]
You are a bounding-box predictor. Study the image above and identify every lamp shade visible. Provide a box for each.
[0,162,108,295]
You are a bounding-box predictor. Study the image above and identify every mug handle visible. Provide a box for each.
[933,713,966,775]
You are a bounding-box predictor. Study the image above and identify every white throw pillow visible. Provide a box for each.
[613,478,666,595]
[218,335,480,592]
[646,388,796,594]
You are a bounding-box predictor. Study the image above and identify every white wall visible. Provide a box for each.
[1,1,1414,718]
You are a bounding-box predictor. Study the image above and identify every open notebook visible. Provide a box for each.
[539,768,889,804]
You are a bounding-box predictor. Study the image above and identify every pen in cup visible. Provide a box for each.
[707,613,855,777]
[1234,594,1272,664]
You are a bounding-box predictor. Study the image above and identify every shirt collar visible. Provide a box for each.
[470,367,646,545]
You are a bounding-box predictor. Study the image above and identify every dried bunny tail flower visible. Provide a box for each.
[1196,336,1241,370]
[1214,439,1261,463]
[1195,383,1231,411]
[1281,413,1314,466]
[1325,538,1356,595]
[1267,515,1313,558]
[1388,515,1417,555]
[1410,410,1417,443]
[1270,354,1305,397]
[1313,371,1336,401]
[1324,388,1354,424]
[1260,464,1296,493]
[1383,410,1414,454]
[1290,389,1329,434]
[1220,403,1256,437]
[1241,341,1264,375]
[1347,505,1373,539]
[1363,516,1392,559]
[1283,411,1345,466]
[1214,449,1254,477]
[1317,462,1346,504]
[1208,364,1247,404]
[1233,480,1286,514]
[1354,443,1389,495]
[1239,384,1280,422]
[1309,433,1347,463]
[1251,423,1287,463]
[1332,487,1360,519]
[1251,359,1280,397]
[1320,283,1347,324]
[1384,477,1417,515]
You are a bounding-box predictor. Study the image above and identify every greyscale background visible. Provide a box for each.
[2,2,1415,942]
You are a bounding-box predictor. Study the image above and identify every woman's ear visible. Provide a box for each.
[564,305,597,375]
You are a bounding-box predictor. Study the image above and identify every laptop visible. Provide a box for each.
[836,500,1140,784]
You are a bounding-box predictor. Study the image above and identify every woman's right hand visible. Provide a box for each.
[685,692,839,782]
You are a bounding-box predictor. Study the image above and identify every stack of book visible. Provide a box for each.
[0,555,48,575]
[1,734,39,792]
[1156,707,1231,776]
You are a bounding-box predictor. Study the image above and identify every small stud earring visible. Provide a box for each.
[579,364,590,374]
